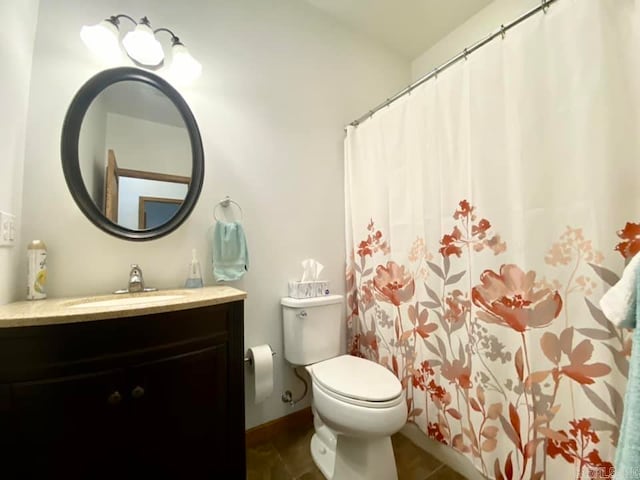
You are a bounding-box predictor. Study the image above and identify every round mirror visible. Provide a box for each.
[61,67,204,241]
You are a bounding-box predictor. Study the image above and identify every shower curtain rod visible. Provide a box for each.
[349,0,558,128]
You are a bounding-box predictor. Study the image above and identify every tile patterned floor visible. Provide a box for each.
[246,424,468,480]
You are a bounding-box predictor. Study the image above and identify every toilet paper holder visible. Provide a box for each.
[244,345,276,366]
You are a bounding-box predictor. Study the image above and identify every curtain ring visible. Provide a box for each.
[433,67,438,79]
[542,0,550,13]
[500,24,506,39]
[463,48,468,61]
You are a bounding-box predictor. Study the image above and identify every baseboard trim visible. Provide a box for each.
[246,407,313,448]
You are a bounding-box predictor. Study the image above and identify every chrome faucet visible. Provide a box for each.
[128,264,145,293]
[114,264,157,294]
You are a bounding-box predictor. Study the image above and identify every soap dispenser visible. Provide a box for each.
[185,249,204,288]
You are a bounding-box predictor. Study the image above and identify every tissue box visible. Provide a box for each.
[288,281,330,299]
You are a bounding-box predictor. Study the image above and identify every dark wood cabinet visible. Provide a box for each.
[125,345,229,478]
[12,368,125,478]
[0,300,245,479]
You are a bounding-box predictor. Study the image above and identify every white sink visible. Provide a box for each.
[68,294,185,309]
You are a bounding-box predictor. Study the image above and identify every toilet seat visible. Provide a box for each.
[309,355,403,409]
[313,379,404,409]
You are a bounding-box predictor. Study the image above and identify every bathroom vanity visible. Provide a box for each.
[0,286,246,479]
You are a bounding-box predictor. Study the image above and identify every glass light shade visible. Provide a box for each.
[122,23,164,67]
[169,44,202,85]
[80,20,122,63]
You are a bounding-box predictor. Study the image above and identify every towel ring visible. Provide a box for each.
[214,196,244,222]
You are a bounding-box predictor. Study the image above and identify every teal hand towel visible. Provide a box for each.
[614,267,640,478]
[212,221,249,282]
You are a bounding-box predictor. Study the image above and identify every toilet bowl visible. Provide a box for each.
[307,355,407,480]
[281,296,407,480]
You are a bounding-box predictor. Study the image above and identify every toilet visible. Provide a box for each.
[282,295,407,480]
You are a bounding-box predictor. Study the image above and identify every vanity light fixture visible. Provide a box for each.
[121,17,164,67]
[80,14,202,84]
[80,17,121,64]
[168,39,203,84]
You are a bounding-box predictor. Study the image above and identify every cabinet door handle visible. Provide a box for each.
[131,385,145,399]
[107,391,122,405]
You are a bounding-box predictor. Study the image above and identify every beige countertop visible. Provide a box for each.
[0,286,247,328]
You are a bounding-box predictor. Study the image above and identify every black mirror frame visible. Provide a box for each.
[61,67,204,241]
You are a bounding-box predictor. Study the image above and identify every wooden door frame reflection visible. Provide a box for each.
[104,148,190,225]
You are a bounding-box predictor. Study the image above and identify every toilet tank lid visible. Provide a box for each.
[281,295,343,308]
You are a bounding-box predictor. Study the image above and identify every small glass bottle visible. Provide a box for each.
[184,249,204,288]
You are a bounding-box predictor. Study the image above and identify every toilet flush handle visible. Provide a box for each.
[297,310,308,319]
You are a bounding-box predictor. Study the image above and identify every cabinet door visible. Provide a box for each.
[125,345,230,478]
[0,385,11,452]
[11,369,125,479]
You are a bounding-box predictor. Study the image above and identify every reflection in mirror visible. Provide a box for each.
[78,80,192,231]
[121,178,187,229]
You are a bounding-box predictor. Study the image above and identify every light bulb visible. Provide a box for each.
[80,20,122,64]
[122,23,164,67]
[169,43,202,85]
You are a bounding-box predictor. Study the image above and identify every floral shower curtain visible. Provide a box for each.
[345,1,640,479]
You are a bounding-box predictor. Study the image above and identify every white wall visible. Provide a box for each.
[105,112,191,176]
[411,0,540,79]
[0,0,39,304]
[79,93,107,208]
[21,0,409,428]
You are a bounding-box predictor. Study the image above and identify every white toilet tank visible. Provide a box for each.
[281,295,345,366]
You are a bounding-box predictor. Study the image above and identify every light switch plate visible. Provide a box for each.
[0,211,16,247]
